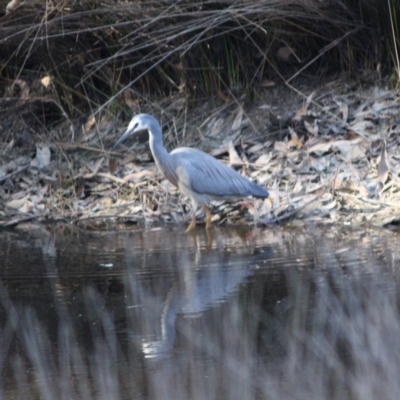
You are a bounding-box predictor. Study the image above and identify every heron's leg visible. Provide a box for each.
[203,205,212,229]
[186,213,196,232]
[186,200,197,232]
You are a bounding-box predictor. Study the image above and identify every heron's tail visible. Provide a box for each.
[249,182,269,198]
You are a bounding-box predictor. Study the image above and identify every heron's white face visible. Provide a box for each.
[113,114,151,149]
[126,115,146,135]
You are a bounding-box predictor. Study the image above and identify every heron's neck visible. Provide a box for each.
[149,131,172,172]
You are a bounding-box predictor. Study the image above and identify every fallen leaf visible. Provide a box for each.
[228,141,243,166]
[88,157,104,174]
[96,197,113,208]
[121,153,141,165]
[288,138,303,149]
[208,118,224,137]
[294,91,316,121]
[123,169,155,183]
[308,141,333,155]
[333,176,343,189]
[231,106,243,132]
[372,100,392,113]
[332,140,366,162]
[310,157,329,172]
[277,46,297,62]
[306,91,316,107]
[320,199,337,212]
[260,80,275,87]
[338,101,349,122]
[288,127,298,140]
[123,90,139,108]
[14,79,30,99]
[0,157,29,179]
[247,143,264,154]
[269,111,280,125]
[349,120,375,137]
[377,144,389,184]
[255,154,271,165]
[346,132,358,140]
[84,115,96,132]
[6,195,30,210]
[217,90,231,103]
[6,0,22,14]
[274,141,287,153]
[173,62,184,71]
[210,146,229,157]
[36,144,51,169]
[41,76,51,88]
[178,82,186,93]
[292,180,303,193]
[271,180,280,209]
[109,158,118,174]
[304,120,318,136]
[19,200,32,213]
[75,178,85,199]
[258,104,272,110]
[294,102,307,121]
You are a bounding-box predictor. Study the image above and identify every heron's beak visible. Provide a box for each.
[112,128,134,149]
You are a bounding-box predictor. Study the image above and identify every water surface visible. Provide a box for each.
[1,225,400,399]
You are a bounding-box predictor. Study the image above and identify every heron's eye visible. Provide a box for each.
[133,123,139,130]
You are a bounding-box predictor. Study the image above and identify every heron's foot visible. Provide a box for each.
[186,214,197,232]
[203,206,212,229]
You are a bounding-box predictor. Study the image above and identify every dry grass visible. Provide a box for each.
[0,0,396,128]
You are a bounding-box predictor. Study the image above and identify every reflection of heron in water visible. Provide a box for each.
[142,250,256,359]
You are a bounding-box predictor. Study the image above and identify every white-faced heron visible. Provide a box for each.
[113,114,269,231]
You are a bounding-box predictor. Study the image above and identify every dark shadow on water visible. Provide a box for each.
[1,225,400,399]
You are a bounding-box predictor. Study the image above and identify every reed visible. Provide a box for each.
[1,0,397,125]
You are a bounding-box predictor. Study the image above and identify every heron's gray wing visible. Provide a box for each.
[171,148,268,198]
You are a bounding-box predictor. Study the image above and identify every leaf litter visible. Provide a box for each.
[2,80,400,230]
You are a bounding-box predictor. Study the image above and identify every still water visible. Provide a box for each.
[1,224,400,399]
